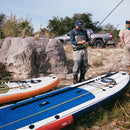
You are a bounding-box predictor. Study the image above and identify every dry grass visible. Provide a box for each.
[43,31,56,39]
[34,36,40,41]
[0,62,12,82]
[63,45,127,78]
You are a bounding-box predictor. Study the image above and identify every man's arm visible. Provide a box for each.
[70,30,77,45]
[119,30,126,47]
[84,30,89,46]
[70,30,86,45]
[120,37,126,47]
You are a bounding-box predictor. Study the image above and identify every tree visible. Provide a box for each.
[101,23,120,42]
[71,13,99,31]
[0,13,6,26]
[47,16,64,35]
[18,18,34,37]
[1,13,34,37]
[2,14,18,37]
[103,23,117,32]
[0,13,6,38]
[47,13,100,36]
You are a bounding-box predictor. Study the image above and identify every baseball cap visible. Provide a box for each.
[126,20,130,24]
[75,20,84,27]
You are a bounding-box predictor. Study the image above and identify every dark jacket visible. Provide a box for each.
[70,28,89,45]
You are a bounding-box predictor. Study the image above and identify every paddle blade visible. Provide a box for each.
[0,84,9,94]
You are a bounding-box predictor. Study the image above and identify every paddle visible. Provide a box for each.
[0,79,42,94]
[0,84,9,94]
[0,79,41,84]
[10,72,118,110]
[0,84,31,94]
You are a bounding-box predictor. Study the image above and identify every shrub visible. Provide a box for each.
[0,62,12,81]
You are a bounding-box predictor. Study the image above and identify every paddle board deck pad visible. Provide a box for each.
[0,76,59,104]
[0,71,129,130]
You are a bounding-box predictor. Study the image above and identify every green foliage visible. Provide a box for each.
[47,13,101,36]
[0,13,34,38]
[100,23,120,42]
[0,13,6,38]
[47,16,65,35]
[0,62,12,81]
[35,27,56,39]
[17,18,34,36]
[0,12,120,42]
[2,14,18,37]
[0,28,5,39]
[0,13,6,26]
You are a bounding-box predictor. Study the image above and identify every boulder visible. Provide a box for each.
[0,37,69,79]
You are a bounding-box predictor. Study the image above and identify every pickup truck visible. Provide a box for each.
[55,29,115,48]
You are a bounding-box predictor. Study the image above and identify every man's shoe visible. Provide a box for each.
[79,73,85,82]
[73,75,78,84]
[79,78,85,82]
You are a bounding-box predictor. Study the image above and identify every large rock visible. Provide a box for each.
[0,37,69,79]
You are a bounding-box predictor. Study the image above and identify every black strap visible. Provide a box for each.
[73,46,86,51]
[73,28,86,36]
[73,28,77,35]
[73,28,89,42]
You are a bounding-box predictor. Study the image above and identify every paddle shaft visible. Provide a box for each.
[0,85,27,91]
[0,79,41,92]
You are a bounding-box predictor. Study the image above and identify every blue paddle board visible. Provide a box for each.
[0,71,129,130]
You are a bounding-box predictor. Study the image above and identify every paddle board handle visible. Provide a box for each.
[39,101,49,106]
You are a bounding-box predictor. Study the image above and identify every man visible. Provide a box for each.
[119,20,130,74]
[70,20,89,84]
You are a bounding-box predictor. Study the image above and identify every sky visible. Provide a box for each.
[0,0,129,32]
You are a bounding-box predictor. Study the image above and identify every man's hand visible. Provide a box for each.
[85,42,89,46]
[77,40,86,44]
[120,37,126,47]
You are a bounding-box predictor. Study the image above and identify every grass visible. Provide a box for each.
[64,45,126,76]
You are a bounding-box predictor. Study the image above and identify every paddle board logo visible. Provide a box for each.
[101,78,115,83]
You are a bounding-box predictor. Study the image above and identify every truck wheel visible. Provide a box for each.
[94,40,106,48]
[59,39,64,43]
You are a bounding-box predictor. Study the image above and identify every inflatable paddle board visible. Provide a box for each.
[0,76,59,104]
[0,71,129,130]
